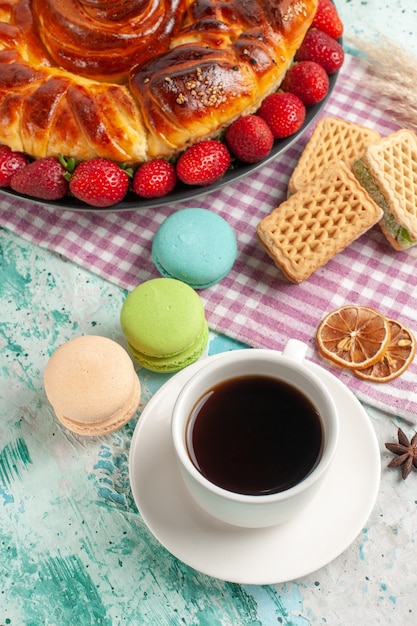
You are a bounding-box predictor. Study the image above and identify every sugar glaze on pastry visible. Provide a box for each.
[0,0,317,163]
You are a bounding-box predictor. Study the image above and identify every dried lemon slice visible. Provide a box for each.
[316,305,391,370]
[353,319,416,382]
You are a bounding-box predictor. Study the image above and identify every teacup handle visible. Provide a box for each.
[282,339,308,363]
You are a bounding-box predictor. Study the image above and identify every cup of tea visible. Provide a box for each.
[171,339,339,528]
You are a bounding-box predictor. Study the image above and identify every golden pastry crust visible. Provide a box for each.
[0,0,318,163]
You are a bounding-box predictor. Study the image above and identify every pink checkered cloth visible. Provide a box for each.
[1,54,416,422]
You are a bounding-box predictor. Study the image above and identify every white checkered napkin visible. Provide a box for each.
[1,54,417,421]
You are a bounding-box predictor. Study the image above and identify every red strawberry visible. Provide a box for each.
[295,29,344,74]
[258,92,306,139]
[10,156,69,200]
[311,0,344,39]
[176,140,231,186]
[69,158,130,207]
[281,61,329,106]
[133,159,177,198]
[225,115,274,163]
[0,145,28,187]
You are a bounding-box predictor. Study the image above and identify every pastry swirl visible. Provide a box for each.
[0,0,318,163]
[33,0,185,82]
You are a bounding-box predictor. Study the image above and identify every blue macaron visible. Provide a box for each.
[152,208,238,289]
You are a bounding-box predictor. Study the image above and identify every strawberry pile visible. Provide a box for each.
[0,0,344,208]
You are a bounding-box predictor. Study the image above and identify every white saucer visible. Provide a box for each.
[129,350,381,585]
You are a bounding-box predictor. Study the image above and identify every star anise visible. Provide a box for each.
[385,427,417,479]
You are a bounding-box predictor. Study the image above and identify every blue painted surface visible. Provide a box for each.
[2,2,417,623]
[337,0,417,57]
[2,194,417,625]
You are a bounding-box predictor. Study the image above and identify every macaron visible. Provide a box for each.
[151,208,237,289]
[120,277,209,373]
[44,335,141,436]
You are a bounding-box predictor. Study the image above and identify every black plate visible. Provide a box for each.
[0,72,338,213]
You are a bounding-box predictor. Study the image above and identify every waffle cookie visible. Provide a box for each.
[257,163,383,283]
[288,117,381,194]
[353,129,417,251]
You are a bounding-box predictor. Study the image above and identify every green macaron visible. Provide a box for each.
[120,278,209,373]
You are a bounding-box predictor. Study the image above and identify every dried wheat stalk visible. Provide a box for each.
[349,35,417,134]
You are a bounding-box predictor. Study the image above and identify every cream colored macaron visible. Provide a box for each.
[44,335,141,435]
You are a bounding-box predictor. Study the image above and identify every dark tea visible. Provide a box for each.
[186,375,323,495]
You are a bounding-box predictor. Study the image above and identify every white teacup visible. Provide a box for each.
[171,340,339,528]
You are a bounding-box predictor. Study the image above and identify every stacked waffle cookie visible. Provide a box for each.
[353,129,417,251]
[257,117,417,282]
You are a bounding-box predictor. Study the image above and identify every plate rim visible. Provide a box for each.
[0,72,338,213]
